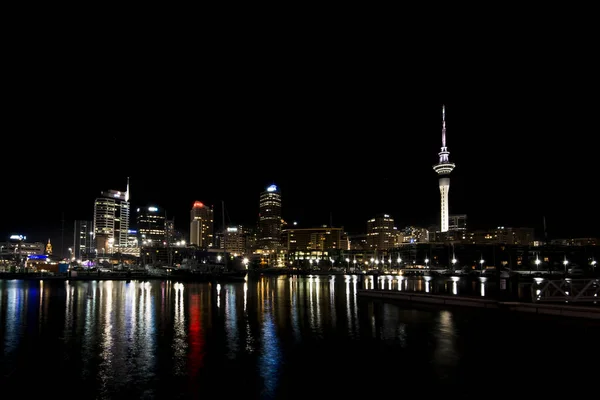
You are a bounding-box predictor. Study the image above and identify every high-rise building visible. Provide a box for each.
[137,205,167,246]
[73,220,94,260]
[433,105,456,233]
[93,178,130,254]
[190,201,214,249]
[258,184,282,251]
[282,226,349,252]
[366,214,398,250]
[221,226,247,256]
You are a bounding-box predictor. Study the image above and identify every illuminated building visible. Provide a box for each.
[73,220,94,260]
[398,226,429,244]
[45,238,52,255]
[221,226,247,256]
[190,201,214,249]
[137,205,167,246]
[0,235,44,270]
[258,184,282,251]
[282,226,349,261]
[433,105,456,233]
[366,214,398,250]
[93,178,130,254]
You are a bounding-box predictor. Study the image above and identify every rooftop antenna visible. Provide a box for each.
[543,215,547,243]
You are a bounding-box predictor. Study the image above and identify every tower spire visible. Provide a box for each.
[442,104,446,148]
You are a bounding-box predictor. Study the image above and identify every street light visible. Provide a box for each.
[479,258,485,274]
[345,258,350,272]
[452,258,457,268]
[591,260,597,275]
[424,258,429,269]
[563,257,569,274]
[535,257,541,272]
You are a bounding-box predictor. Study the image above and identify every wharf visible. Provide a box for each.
[358,289,600,320]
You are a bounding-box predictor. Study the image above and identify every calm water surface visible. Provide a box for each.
[1,275,599,399]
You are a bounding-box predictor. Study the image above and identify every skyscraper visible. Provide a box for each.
[366,214,398,250]
[137,205,166,246]
[73,220,94,260]
[93,178,130,254]
[258,184,282,251]
[432,105,456,232]
[190,201,214,249]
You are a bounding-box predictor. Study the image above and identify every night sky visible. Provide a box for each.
[1,43,597,251]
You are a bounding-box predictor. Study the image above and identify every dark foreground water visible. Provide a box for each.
[1,275,599,399]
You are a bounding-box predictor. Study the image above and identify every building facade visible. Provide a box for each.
[137,205,167,246]
[366,214,398,250]
[190,201,214,249]
[93,179,130,254]
[73,220,94,260]
[258,184,282,252]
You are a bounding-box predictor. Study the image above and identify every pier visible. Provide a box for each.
[358,288,600,319]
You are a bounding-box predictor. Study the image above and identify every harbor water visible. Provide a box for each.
[1,275,599,399]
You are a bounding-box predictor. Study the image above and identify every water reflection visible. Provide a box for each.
[172,282,186,375]
[2,275,592,397]
[225,285,239,359]
[361,275,503,298]
[258,284,281,398]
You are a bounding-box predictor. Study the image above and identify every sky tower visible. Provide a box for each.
[432,105,455,232]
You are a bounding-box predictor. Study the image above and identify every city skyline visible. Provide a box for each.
[2,97,597,244]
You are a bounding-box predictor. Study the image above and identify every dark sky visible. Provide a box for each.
[1,33,598,250]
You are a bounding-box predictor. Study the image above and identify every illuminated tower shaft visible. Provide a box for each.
[432,105,455,232]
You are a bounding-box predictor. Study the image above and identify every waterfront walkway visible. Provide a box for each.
[358,289,600,319]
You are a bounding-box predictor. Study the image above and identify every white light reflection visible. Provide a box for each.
[309,276,315,332]
[451,276,460,295]
[424,276,431,293]
[329,276,336,329]
[39,280,44,328]
[479,277,487,297]
[172,282,186,374]
[290,277,300,342]
[99,281,114,387]
[4,282,22,358]
[64,281,73,334]
[397,276,404,291]
[216,283,221,308]
[433,310,458,368]
[225,285,239,359]
[244,281,248,312]
[140,281,155,372]
[387,275,393,290]
[345,276,351,333]
[352,275,359,333]
[315,276,321,333]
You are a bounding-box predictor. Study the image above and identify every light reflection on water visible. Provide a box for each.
[1,275,599,398]
[361,274,513,298]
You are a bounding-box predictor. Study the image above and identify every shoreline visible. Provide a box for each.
[358,289,600,319]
